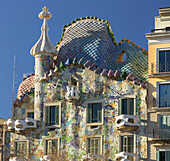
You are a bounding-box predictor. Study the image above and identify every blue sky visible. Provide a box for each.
[0,0,170,119]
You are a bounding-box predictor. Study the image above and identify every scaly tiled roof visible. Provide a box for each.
[17,74,35,100]
[57,17,148,81]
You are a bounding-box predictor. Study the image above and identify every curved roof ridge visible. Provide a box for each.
[56,16,148,55]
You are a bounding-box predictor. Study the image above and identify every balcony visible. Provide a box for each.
[115,115,140,131]
[152,129,170,142]
[153,97,170,109]
[115,152,138,161]
[6,118,15,131]
[15,120,26,133]
[65,85,80,101]
[40,155,51,161]
[151,62,170,75]
[9,157,28,161]
[6,118,37,133]
[25,118,37,129]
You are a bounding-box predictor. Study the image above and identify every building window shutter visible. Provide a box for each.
[165,151,170,160]
[118,99,122,115]
[88,103,92,123]
[130,98,134,115]
[46,106,50,126]
[55,105,59,125]
[156,151,160,161]
[47,140,52,155]
[98,103,102,122]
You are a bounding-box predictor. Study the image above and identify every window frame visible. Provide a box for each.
[118,95,136,115]
[119,134,136,154]
[44,137,60,157]
[86,100,104,126]
[87,135,103,156]
[14,140,29,159]
[44,102,61,128]
[25,109,34,119]
[156,150,170,161]
[156,81,170,108]
[156,48,170,73]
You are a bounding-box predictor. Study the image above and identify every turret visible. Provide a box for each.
[30,6,57,121]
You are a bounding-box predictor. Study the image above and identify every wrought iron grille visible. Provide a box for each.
[153,128,170,139]
[151,62,170,74]
[153,97,170,108]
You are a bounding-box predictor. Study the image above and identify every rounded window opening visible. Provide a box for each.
[27,122,34,126]
[117,51,127,63]
[117,119,122,124]
[16,124,24,128]
[128,118,134,124]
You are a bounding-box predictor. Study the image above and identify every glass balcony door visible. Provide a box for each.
[159,50,170,73]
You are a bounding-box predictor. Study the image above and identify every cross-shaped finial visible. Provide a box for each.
[42,6,49,13]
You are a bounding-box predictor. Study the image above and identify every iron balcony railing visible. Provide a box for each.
[151,27,170,33]
[153,128,170,139]
[151,62,170,74]
[153,97,170,108]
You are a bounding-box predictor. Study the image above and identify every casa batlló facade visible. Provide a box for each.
[1,6,169,161]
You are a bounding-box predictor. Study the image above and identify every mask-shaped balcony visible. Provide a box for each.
[9,157,28,161]
[15,120,26,133]
[115,152,138,161]
[25,118,37,129]
[7,118,15,131]
[115,115,140,131]
[65,85,80,101]
[40,155,51,161]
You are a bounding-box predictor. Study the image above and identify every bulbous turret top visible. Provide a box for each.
[30,6,58,57]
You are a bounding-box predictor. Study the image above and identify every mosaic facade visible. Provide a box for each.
[10,64,147,161]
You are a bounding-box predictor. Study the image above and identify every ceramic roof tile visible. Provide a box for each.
[17,75,35,100]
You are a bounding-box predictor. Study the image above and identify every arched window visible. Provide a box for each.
[117,51,127,63]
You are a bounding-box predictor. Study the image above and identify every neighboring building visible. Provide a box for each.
[0,118,5,161]
[3,7,149,161]
[146,7,170,161]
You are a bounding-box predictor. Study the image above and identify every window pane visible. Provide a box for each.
[159,84,166,107]
[88,138,100,155]
[92,103,98,122]
[165,151,170,161]
[16,142,27,157]
[46,106,59,126]
[51,106,55,125]
[160,151,165,161]
[27,112,34,119]
[166,84,170,107]
[129,98,134,115]
[159,51,165,72]
[88,103,102,123]
[121,136,134,153]
[166,51,170,72]
[122,99,127,114]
